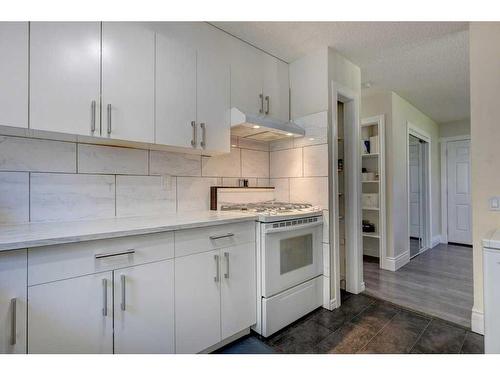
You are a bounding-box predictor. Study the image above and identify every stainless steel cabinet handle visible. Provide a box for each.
[209,233,235,240]
[120,274,126,311]
[102,279,108,316]
[107,104,112,135]
[200,122,206,149]
[91,100,96,133]
[265,96,270,115]
[191,121,197,147]
[10,298,16,346]
[259,93,264,113]
[214,254,220,282]
[224,252,230,279]
[95,249,135,259]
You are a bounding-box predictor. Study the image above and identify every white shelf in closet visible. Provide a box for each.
[362,153,379,158]
[362,180,379,184]
[362,207,380,211]
[362,233,380,239]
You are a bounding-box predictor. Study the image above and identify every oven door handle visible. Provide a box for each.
[263,220,323,234]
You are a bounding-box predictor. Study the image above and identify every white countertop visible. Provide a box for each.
[0,211,258,252]
[482,228,500,250]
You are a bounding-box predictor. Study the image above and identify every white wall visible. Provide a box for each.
[0,135,269,224]
[439,118,470,138]
[469,22,500,333]
[362,91,441,260]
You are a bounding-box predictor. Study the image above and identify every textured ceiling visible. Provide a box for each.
[212,22,469,123]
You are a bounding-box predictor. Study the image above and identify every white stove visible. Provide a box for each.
[221,201,324,337]
[220,201,323,222]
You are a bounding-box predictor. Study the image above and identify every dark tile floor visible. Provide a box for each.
[215,292,484,354]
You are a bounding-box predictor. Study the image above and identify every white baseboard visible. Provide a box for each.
[471,307,485,335]
[384,250,410,271]
[431,235,442,248]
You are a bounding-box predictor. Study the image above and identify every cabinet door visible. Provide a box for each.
[175,250,221,353]
[114,260,175,354]
[155,32,197,148]
[197,48,231,154]
[229,40,264,116]
[102,22,154,143]
[220,243,257,339]
[28,272,113,354]
[30,22,101,136]
[0,250,27,354]
[263,54,290,121]
[0,22,28,129]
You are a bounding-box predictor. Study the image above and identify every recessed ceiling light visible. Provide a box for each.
[231,144,237,147]
[286,133,293,136]
[252,125,260,129]
[309,137,315,141]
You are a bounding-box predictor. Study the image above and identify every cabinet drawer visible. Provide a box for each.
[28,232,174,286]
[175,221,255,258]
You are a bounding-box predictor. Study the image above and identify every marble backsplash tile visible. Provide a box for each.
[0,172,29,224]
[78,144,149,175]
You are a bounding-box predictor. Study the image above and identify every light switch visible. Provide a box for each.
[489,197,500,211]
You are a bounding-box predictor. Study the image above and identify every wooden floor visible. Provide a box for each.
[363,243,473,328]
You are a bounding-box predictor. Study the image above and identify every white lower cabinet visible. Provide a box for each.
[220,242,256,340]
[28,271,114,354]
[114,260,175,354]
[175,242,256,353]
[175,249,221,354]
[0,249,27,354]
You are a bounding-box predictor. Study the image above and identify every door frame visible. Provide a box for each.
[329,80,363,310]
[406,122,432,255]
[439,135,471,244]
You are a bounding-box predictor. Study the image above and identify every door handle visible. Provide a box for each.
[265,95,270,115]
[120,274,126,311]
[107,104,112,135]
[95,249,135,259]
[191,121,197,147]
[102,279,108,317]
[200,122,206,149]
[224,252,230,279]
[259,93,264,114]
[10,298,16,346]
[209,233,234,240]
[214,254,220,282]
[91,100,96,133]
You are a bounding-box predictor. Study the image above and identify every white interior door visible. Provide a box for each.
[30,22,101,136]
[409,141,421,238]
[28,271,113,354]
[114,260,175,354]
[447,140,472,245]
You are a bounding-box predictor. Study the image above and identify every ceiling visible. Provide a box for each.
[212,22,469,123]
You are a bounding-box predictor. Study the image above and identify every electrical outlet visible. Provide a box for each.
[489,197,500,211]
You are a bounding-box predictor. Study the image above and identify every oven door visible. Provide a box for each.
[261,217,323,298]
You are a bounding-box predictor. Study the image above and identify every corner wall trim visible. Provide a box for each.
[431,235,442,248]
[384,250,410,271]
[471,307,484,335]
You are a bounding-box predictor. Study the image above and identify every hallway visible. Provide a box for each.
[363,243,473,328]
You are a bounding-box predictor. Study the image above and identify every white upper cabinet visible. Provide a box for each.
[155,32,197,148]
[197,47,230,154]
[263,54,290,121]
[102,22,155,143]
[30,22,101,136]
[229,40,264,116]
[229,39,290,122]
[0,22,28,129]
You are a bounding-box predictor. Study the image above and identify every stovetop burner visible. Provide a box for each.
[220,201,322,221]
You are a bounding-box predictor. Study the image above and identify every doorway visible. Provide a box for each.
[408,129,431,258]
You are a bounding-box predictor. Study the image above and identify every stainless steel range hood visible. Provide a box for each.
[230,108,305,141]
